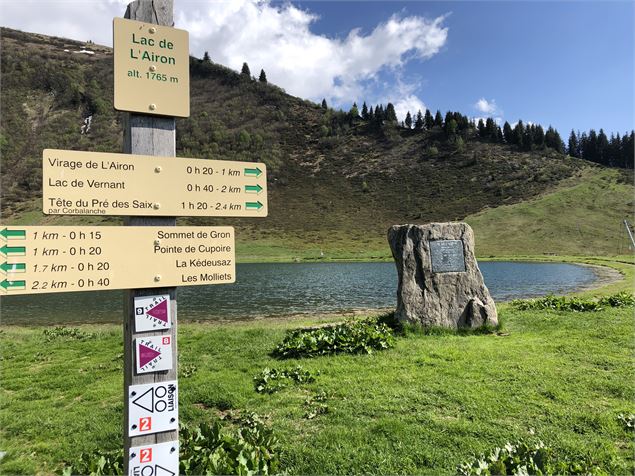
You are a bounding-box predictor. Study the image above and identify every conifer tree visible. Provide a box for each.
[568,130,579,157]
[503,121,513,143]
[258,69,267,83]
[241,62,251,77]
[361,102,368,120]
[203,51,211,62]
[349,102,359,118]
[414,110,424,130]
[434,110,443,127]
[424,109,434,129]
[477,119,486,138]
[385,103,398,123]
[513,120,524,147]
[533,125,545,149]
[405,111,412,129]
[321,98,328,109]
[368,105,374,120]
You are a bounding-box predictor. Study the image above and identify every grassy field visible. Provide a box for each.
[5,168,632,262]
[1,258,633,475]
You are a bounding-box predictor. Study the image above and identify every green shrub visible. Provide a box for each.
[43,326,95,341]
[272,318,395,359]
[62,415,280,476]
[180,414,280,475]
[617,413,635,432]
[457,438,614,476]
[303,390,329,419]
[510,292,634,312]
[254,365,318,394]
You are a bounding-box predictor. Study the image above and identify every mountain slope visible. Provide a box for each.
[1,27,631,258]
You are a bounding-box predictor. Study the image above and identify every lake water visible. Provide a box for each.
[0,261,597,325]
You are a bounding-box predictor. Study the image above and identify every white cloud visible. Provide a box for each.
[474,97,498,115]
[178,1,448,104]
[1,1,448,111]
[1,0,128,47]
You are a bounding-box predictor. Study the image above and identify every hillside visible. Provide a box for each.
[1,27,632,258]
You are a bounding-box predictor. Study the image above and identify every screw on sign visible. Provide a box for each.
[129,441,179,476]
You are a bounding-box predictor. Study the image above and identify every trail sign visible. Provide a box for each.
[43,149,268,217]
[129,380,178,436]
[129,440,179,476]
[135,336,173,373]
[134,295,171,332]
[114,17,189,117]
[0,226,234,295]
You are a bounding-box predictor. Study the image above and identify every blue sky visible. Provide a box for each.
[2,0,633,136]
[294,1,634,136]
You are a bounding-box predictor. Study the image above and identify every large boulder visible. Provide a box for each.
[387,223,497,328]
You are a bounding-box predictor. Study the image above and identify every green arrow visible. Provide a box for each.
[0,228,26,240]
[0,279,26,290]
[0,245,26,256]
[245,201,264,210]
[245,184,263,194]
[244,167,262,178]
[0,262,26,273]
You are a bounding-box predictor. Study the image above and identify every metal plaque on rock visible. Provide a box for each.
[128,380,178,436]
[430,239,466,273]
[129,440,178,476]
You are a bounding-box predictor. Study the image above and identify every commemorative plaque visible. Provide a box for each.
[429,239,466,273]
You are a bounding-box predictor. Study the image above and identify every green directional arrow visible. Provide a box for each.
[0,262,26,273]
[0,228,26,240]
[245,184,263,194]
[245,201,264,211]
[244,167,262,178]
[0,245,26,256]
[0,279,26,290]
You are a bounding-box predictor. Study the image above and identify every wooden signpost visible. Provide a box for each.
[0,0,268,473]
[0,225,235,295]
[43,149,268,216]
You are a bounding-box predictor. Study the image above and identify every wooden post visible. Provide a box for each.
[122,1,178,474]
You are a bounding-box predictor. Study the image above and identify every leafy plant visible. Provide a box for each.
[303,390,329,419]
[62,449,123,476]
[62,414,279,476]
[457,438,615,475]
[617,413,635,432]
[43,326,95,341]
[254,366,317,394]
[272,318,395,359]
[510,292,634,312]
[180,413,280,475]
[179,363,198,378]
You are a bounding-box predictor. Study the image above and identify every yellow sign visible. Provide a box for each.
[113,17,189,117]
[43,149,268,217]
[0,226,234,295]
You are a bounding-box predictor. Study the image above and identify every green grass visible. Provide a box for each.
[2,298,633,475]
[466,168,634,256]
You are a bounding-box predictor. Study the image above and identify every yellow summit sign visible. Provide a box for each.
[113,17,189,117]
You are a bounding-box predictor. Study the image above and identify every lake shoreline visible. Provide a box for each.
[0,258,628,328]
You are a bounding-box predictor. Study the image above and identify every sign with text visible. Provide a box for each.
[0,226,234,295]
[114,17,189,117]
[134,295,171,332]
[129,380,178,436]
[43,149,268,217]
[135,336,173,373]
[129,440,178,476]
